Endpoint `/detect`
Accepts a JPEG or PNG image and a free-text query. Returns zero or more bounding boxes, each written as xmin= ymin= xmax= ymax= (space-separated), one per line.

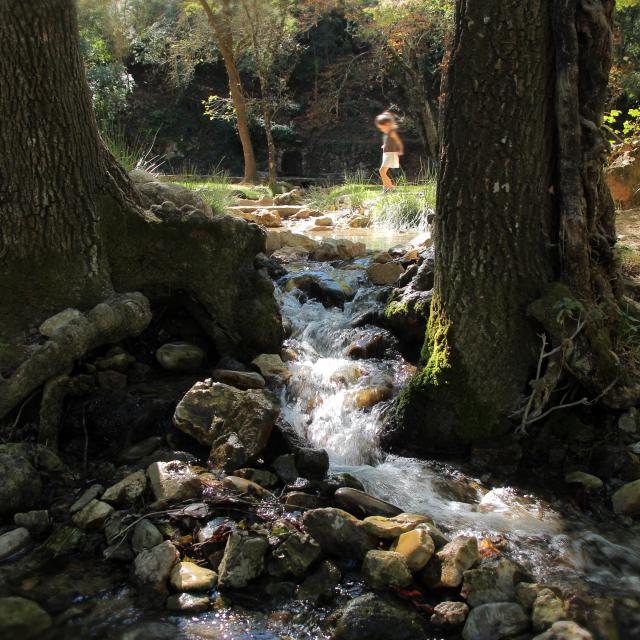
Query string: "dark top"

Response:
xmin=383 ymin=132 xmax=403 ymax=153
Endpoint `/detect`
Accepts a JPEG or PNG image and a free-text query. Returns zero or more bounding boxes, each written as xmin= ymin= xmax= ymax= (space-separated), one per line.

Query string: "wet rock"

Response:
xmin=314 ymin=215 xmax=333 ymax=227
xmin=362 ymin=513 xmax=432 ymax=540
xmin=323 ymin=472 xmax=365 ymax=494
xmin=431 ymin=601 xmax=469 ymax=628
xmin=96 ymin=370 xmax=128 ymax=390
xmin=333 ymin=593 xmax=426 ymax=640
xmin=132 ymin=519 xmax=164 ymax=554
xmin=208 ymin=432 xmax=247 ymax=472
xmin=281 ymin=271 xmax=356 ymax=308
xmin=102 ymin=470 xmax=147 ymax=507
xmin=334 ymin=487 xmax=403 ymax=518
xmin=302 ymin=508 xmax=377 ymax=559
xmin=119 ymin=438 xmax=163 ymax=464
xmin=461 ymin=556 xmax=531 ymax=607
xmin=310 ymin=239 xmax=367 ymax=261
xmin=532 ymin=620 xmax=594 ymax=639
xmin=132 ymin=541 xmax=179 ymax=605
xmin=295 ymin=447 xmax=329 ymax=480
xmin=211 ymin=369 xmax=266 ymax=390
xmin=266 ymin=229 xmax=319 ymax=253
xmin=252 ymin=353 xmax=291 ymax=384
xmin=217 ymin=531 xmax=269 ymax=589
xmin=274 ymin=188 xmax=303 ymax=205
xmin=367 ymin=262 xmax=404 ymax=285
xmin=532 ymin=588 xmax=566 ymax=633
xmin=391 ymin=525 xmax=435 ymax=572
xmin=0 ymin=443 xmax=43 ymax=516
xmin=0 ymin=527 xmax=31 ymax=560
xmin=13 ymin=510 xmax=50 ymax=538
xmin=284 ymin=491 xmax=327 ymax=511
xmin=147 ymin=460 xmax=201 ymax=504
xmin=268 ymin=531 xmax=322 ymax=577
xmin=421 ymin=522 xmax=449 ymax=549
xmin=346 ymin=332 xmax=390 ymax=360
xmin=234 ymin=467 xmax=279 ymax=488
xmin=166 ymin=592 xmax=209 ymax=612
xmin=0 ymin=596 xmax=52 ymax=639
xmin=564 ymin=471 xmax=603 ymax=492
xmin=470 ymin=436 xmax=523 ymax=472
xmin=612 ymin=479 xmax=640 ymax=515
xmin=382 ymin=288 xmax=432 ymax=350
xmin=272 ymin=246 xmax=310 ymax=262
xmin=71 ymin=499 xmax=114 ymax=530
xmin=619 ymin=407 xmax=640 ymax=436
xmin=174 ymin=381 xmax=279 ymax=459
xmin=155 ymin=341 xmax=206 ymax=372
xmin=103 ymin=541 xmax=135 ymax=562
xmin=222 ymin=475 xmax=274 ymax=498
xmin=421 ymin=536 xmax=480 ymax=588
xmin=272 ymin=453 xmax=298 ymax=484
xmin=44 ymin=525 xmax=86 ymax=557
xmin=170 ymin=561 xmax=217 ymax=591
xmin=515 ymin=582 xmax=548 ymax=611
xmin=95 ymin=347 xmax=136 ymax=372
xmin=297 ymin=559 xmax=342 ymax=603
xmin=349 ymin=386 xmax=393 ymax=409
xmin=362 ymin=549 xmax=412 ymax=590
xmin=39 ymin=307 xmax=82 ymax=337
xmin=70 ymin=484 xmax=104 ymax=514
xmin=104 ymin=510 xmax=132 ymax=546
xmin=462 ymin=602 xmax=529 ymax=640
xmin=593 ymin=444 xmax=640 ymax=481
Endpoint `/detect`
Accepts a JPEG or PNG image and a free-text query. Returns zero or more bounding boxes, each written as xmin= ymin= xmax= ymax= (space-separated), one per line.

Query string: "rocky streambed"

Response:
xmin=1 ymin=206 xmax=640 ymax=640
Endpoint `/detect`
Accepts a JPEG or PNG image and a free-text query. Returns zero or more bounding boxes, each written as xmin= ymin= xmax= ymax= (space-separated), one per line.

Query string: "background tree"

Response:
xmin=394 ymin=0 xmax=634 ymax=453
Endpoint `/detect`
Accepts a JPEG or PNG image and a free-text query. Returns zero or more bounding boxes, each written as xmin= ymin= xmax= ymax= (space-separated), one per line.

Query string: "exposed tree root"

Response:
xmin=0 ymin=292 xmax=152 ymax=423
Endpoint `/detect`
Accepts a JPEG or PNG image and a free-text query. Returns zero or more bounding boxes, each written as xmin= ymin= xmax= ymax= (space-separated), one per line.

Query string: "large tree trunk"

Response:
xmin=395 ymin=0 xmax=627 ymax=454
xmin=0 ymin=0 xmax=282 ymax=419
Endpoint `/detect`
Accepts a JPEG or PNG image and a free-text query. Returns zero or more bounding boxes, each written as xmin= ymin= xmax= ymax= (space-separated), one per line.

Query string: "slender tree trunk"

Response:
xmin=197 ymin=0 xmax=258 ymax=184
xmin=258 ymin=76 xmax=278 ymax=192
xmin=395 ymin=0 xmax=624 ymax=454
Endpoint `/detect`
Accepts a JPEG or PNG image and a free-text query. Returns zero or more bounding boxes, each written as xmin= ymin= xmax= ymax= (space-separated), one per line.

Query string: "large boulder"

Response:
xmin=173 ymin=381 xmax=279 ymax=460
xmin=333 ymin=593 xmax=426 ymax=640
xmin=280 ymin=271 xmax=356 ymax=308
xmin=0 ymin=443 xmax=43 ymax=516
xmin=605 ymin=143 xmax=640 ymax=209
xmin=611 ymin=478 xmax=640 ymax=515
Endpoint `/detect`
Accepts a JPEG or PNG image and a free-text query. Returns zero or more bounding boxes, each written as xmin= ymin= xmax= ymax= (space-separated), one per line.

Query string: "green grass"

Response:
xmin=101 ymin=125 xmax=164 ymax=174
xmin=618 ymin=245 xmax=640 ymax=279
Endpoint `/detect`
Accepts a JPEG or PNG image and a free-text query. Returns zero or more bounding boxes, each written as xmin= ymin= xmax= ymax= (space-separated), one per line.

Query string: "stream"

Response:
xmin=25 ymin=230 xmax=640 ymax=639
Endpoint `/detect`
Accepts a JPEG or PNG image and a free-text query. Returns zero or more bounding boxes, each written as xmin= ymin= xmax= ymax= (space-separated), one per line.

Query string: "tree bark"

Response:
xmin=395 ymin=0 xmax=624 ymax=454
xmin=197 ymin=0 xmax=258 ymax=184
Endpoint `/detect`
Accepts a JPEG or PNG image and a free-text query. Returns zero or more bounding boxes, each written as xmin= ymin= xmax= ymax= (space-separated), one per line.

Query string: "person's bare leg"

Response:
xmin=379 ymin=167 xmax=392 ymax=190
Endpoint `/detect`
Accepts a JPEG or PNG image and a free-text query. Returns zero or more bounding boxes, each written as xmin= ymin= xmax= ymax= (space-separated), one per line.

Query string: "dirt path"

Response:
xmin=617 ymin=209 xmax=640 ymax=250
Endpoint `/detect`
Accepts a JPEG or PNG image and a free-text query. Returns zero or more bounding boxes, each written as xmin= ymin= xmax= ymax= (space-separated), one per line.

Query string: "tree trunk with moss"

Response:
xmin=0 ymin=0 xmax=282 ymax=421
xmin=395 ymin=0 xmax=629 ymax=454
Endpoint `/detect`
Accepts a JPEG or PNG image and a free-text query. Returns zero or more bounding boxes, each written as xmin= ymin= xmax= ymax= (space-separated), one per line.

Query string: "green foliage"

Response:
xmin=101 ymin=126 xmax=164 ymax=174
xmin=604 ymin=108 xmax=640 ymax=143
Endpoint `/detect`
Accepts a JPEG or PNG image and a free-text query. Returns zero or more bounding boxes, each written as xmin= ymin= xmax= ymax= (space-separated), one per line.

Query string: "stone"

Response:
xmin=515 ymin=582 xmax=547 ymax=611
xmin=532 ymin=589 xmax=566 ymax=633
xmin=391 ymin=525 xmax=435 ymax=572
xmin=532 ymin=620 xmax=594 ymax=640
xmin=251 ymin=353 xmax=291 ymax=384
xmin=44 ymin=525 xmax=86 ymax=557
xmin=39 ymin=307 xmax=82 ymax=337
xmin=564 ymin=471 xmax=603 ymax=492
xmin=119 ymin=437 xmax=163 ymax=463
xmin=333 ymin=593 xmax=426 ymax=640
xmin=362 ymin=513 xmax=432 ymax=540
xmin=133 ymin=541 xmax=180 ymax=604
xmin=346 ymin=332 xmax=391 ymax=360
xmin=324 ymin=472 xmax=366 ymax=494
xmin=217 ymin=531 xmax=269 ymax=589
xmin=137 ymin=179 xmax=214 ymax=215
xmin=421 ymin=536 xmax=480 ymax=588
xmin=367 ymin=262 xmax=404 ymax=285
xmin=314 ymin=215 xmax=334 ymax=227
xmin=619 ymin=407 xmax=640 ymax=435
xmin=173 ymin=381 xmax=279 ymax=460
xmin=295 ymin=447 xmax=329 ymax=480
xmin=274 ymin=188 xmax=303 ymax=205
xmin=104 ymin=510 xmax=132 ymax=546
xmin=166 ymin=593 xmax=210 ymax=612
xmin=71 ymin=499 xmax=114 ymax=530
xmin=605 ymin=144 xmax=640 ymax=208
xmin=281 ymin=271 xmax=356 ymax=308
xmin=156 ymin=341 xmax=206 ymax=371
xmin=462 ymin=602 xmax=529 ymax=640
xmin=147 ymin=460 xmax=201 ymax=505
xmin=234 ymin=468 xmax=279 ymax=488
xmin=0 ymin=443 xmax=43 ymax=516
xmin=283 ymin=491 xmax=327 ymax=511
xmin=272 ymin=453 xmax=298 ymax=484
xmin=96 ymin=370 xmax=128 ymax=390
xmin=297 ymin=559 xmax=342 ymax=603
xmin=102 ymin=470 xmax=147 ymax=507
xmin=13 ymin=510 xmax=50 ymax=537
xmin=170 ymin=561 xmax=217 ymax=591
xmin=70 ymin=484 xmax=104 ymax=514
xmin=334 ymin=487 xmax=403 ymax=518
xmin=0 ymin=527 xmax=31 ymax=560
xmin=208 ymin=433 xmax=247 ymax=472
xmin=119 ymin=622 xmax=178 ymax=640
xmin=302 ymin=508 xmax=377 ymax=559
xmin=421 ymin=522 xmax=449 ymax=549
xmin=612 ymin=479 xmax=640 ymax=515
xmin=104 ymin=541 xmax=135 ymax=562
xmin=94 ymin=350 xmax=136 ymax=372
xmin=349 ymin=386 xmax=393 ymax=409
xmin=268 ymin=531 xmax=322 ymax=577
xmin=211 ymin=369 xmax=266 ymax=390
xmin=132 ymin=519 xmax=164 ymax=554
xmin=461 ymin=556 xmax=531 ymax=607
xmin=362 ymin=549 xmax=412 ymax=590
xmin=431 ymin=601 xmax=469 ymax=627
xmin=0 ymin=597 xmax=52 ymax=639
xmin=223 ymin=475 xmax=274 ymax=498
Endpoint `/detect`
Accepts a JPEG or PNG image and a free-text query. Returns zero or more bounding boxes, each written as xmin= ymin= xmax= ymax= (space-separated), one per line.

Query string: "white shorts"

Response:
xmin=381 ymin=152 xmax=400 ymax=169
